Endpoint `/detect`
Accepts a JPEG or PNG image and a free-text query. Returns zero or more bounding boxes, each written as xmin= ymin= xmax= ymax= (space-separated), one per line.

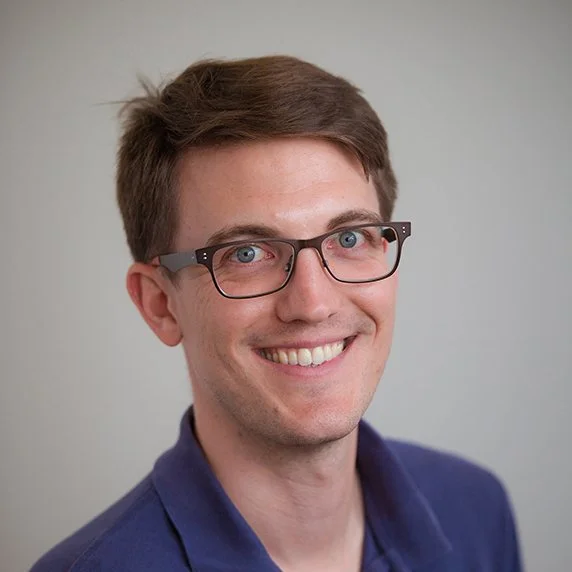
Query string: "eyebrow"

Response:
xmin=206 ymin=224 xmax=282 ymax=246
xmin=326 ymin=209 xmax=384 ymax=230
xmin=205 ymin=208 xmax=384 ymax=246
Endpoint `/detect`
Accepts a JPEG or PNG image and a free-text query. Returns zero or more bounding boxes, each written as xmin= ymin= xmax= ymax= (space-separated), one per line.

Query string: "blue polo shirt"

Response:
xmin=31 ymin=408 xmax=522 ymax=571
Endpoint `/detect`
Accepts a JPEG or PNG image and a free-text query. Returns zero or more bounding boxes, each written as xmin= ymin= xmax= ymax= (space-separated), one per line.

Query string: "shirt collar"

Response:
xmin=152 ymin=408 xmax=278 ymax=571
xmin=357 ymin=420 xmax=452 ymax=570
xmin=152 ymin=408 xmax=451 ymax=571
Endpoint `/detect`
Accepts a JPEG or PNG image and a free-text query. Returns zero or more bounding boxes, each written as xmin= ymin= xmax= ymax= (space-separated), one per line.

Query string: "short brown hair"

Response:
xmin=116 ymin=55 xmax=397 ymax=263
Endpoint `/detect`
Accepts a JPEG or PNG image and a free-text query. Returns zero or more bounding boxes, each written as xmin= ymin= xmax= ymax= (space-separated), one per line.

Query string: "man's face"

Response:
xmin=169 ymin=138 xmax=398 ymax=446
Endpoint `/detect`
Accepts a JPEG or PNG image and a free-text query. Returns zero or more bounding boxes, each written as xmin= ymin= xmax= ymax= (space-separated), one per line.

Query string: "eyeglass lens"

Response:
xmin=210 ymin=225 xmax=399 ymax=298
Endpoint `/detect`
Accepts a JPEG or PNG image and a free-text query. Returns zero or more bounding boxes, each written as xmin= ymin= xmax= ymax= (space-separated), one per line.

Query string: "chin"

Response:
xmin=270 ymin=406 xmax=363 ymax=448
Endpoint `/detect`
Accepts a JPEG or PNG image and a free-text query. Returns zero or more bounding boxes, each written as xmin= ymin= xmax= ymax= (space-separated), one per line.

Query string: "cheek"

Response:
xmin=178 ymin=279 xmax=271 ymax=358
xmin=355 ymin=277 xmax=398 ymax=322
xmin=174 ymin=280 xmax=220 ymax=359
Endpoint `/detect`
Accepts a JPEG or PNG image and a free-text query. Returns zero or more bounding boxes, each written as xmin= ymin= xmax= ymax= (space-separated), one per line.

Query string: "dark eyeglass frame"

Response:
xmin=151 ymin=221 xmax=411 ymax=299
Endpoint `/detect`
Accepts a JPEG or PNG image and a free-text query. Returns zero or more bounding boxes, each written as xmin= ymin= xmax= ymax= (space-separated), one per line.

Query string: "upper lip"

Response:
xmin=257 ymin=336 xmax=355 ymax=350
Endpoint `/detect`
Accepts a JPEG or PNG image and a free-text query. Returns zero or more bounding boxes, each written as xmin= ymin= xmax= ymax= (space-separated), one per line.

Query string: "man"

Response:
xmin=31 ymin=56 xmax=522 ymax=571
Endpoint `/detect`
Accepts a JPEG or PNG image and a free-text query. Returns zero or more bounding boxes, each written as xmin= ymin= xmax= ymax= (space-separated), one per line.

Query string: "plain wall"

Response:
xmin=1 ymin=1 xmax=571 ymax=570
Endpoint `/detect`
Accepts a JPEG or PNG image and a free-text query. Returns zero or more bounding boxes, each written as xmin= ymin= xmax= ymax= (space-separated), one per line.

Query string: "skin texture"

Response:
xmin=127 ymin=138 xmax=399 ymax=571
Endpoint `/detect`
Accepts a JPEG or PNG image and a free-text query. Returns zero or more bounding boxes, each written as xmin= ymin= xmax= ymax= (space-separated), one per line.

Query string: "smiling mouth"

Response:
xmin=259 ymin=338 xmax=353 ymax=367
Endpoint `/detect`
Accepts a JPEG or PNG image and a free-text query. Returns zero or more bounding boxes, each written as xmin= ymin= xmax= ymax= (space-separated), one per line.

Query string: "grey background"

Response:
xmin=1 ymin=1 xmax=570 ymax=570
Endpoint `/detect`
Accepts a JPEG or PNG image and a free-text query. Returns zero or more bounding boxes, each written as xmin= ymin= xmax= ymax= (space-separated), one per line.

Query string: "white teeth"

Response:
xmin=333 ymin=341 xmax=344 ymax=357
xmin=311 ymin=346 xmax=325 ymax=365
xmin=298 ymin=348 xmax=312 ymax=366
xmin=287 ymin=349 xmax=298 ymax=365
xmin=262 ymin=340 xmax=347 ymax=367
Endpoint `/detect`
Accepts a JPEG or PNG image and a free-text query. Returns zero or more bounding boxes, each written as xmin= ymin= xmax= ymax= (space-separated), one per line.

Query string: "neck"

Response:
xmin=193 ymin=405 xmax=366 ymax=572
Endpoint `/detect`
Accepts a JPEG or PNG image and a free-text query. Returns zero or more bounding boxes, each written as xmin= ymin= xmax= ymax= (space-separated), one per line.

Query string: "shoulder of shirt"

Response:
xmin=383 ymin=437 xmax=519 ymax=564
xmin=29 ymin=476 xmax=172 ymax=572
xmin=384 ymin=437 xmax=509 ymax=502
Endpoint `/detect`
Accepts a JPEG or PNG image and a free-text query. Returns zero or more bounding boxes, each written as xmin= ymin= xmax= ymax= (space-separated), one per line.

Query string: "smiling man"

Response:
xmin=31 ymin=56 xmax=522 ymax=571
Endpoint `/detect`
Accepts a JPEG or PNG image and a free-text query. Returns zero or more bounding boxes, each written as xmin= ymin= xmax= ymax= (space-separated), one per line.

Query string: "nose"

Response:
xmin=274 ymin=247 xmax=344 ymax=324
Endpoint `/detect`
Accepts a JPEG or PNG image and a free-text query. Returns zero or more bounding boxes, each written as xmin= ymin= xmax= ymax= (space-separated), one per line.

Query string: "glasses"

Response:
xmin=152 ymin=222 xmax=411 ymax=299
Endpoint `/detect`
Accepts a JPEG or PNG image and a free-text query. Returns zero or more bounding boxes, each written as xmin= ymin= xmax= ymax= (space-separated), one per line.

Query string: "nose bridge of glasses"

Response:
xmin=291 ymin=237 xmax=328 ymax=270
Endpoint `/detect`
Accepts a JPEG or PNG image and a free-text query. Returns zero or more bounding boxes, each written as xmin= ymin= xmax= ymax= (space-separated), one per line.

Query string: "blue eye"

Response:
xmin=338 ymin=231 xmax=360 ymax=248
xmin=234 ymin=246 xmax=258 ymax=263
xmin=225 ymin=244 xmax=270 ymax=264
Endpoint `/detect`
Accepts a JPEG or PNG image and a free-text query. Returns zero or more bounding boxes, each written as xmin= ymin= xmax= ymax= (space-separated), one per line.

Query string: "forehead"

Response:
xmin=174 ymin=138 xmax=379 ymax=246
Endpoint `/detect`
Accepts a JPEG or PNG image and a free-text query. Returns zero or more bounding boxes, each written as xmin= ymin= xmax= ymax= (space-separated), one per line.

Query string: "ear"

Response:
xmin=126 ymin=263 xmax=182 ymax=347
